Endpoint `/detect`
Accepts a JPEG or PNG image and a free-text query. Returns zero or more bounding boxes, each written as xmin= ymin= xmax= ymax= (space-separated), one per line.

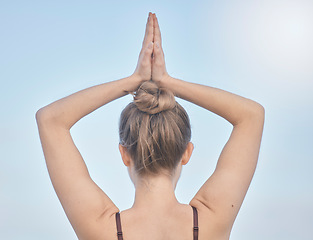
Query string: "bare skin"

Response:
xmin=36 ymin=12 xmax=265 ymax=240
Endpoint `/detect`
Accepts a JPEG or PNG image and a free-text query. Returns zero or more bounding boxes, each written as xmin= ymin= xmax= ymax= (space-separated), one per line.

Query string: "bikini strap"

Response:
xmin=115 ymin=212 xmax=123 ymax=240
xmin=116 ymin=208 xmax=197 ymax=240
xmin=192 ymin=206 xmax=199 ymax=240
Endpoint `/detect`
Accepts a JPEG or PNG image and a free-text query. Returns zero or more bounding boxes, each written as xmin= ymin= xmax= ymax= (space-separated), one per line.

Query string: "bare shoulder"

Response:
xmin=73 ymin=206 xmax=119 ymax=240
xmin=190 ymin=200 xmax=232 ymax=239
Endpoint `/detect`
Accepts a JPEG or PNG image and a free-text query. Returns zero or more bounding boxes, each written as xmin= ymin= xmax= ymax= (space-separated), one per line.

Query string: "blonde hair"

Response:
xmin=119 ymin=81 xmax=191 ymax=176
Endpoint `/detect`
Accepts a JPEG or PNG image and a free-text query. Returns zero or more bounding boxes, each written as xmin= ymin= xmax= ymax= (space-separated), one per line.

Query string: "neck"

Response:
xmin=131 ymin=174 xmax=179 ymax=211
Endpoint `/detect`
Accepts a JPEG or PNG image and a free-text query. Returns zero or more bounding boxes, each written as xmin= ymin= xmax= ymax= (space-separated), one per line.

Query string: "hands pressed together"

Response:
xmin=132 ymin=12 xmax=170 ymax=88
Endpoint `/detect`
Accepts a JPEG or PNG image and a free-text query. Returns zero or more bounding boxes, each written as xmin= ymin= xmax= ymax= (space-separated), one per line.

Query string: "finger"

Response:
xmin=142 ymin=12 xmax=151 ymax=44
xmin=153 ymin=42 xmax=164 ymax=65
xmin=141 ymin=42 xmax=154 ymax=63
xmin=142 ymin=12 xmax=154 ymax=47
xmin=153 ymin=14 xmax=162 ymax=46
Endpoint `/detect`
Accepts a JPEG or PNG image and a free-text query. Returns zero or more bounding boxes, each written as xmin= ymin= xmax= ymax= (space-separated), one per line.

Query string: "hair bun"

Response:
xmin=134 ymin=81 xmax=176 ymax=114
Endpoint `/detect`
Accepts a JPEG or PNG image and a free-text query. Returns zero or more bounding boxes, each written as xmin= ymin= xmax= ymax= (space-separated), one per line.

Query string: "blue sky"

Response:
xmin=1 ymin=0 xmax=312 ymax=239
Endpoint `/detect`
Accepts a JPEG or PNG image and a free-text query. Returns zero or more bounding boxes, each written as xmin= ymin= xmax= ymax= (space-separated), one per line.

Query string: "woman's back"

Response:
xmin=100 ymin=203 xmax=224 ymax=240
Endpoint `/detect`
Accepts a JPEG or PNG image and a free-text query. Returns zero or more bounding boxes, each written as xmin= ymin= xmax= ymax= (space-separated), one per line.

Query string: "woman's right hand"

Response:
xmin=151 ymin=14 xmax=170 ymax=86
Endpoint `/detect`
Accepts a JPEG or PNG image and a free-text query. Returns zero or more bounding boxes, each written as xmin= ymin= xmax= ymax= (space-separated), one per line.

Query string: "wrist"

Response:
xmin=160 ymin=74 xmax=176 ymax=89
xmin=126 ymin=74 xmax=144 ymax=92
xmin=162 ymin=75 xmax=187 ymax=98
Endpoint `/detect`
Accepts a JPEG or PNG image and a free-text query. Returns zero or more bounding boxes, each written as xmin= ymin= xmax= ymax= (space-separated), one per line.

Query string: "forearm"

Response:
xmin=162 ymin=76 xmax=264 ymax=126
xmin=36 ymin=75 xmax=140 ymax=129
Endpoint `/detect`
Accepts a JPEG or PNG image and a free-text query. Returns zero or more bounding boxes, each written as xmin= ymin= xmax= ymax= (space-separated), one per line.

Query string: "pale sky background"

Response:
xmin=1 ymin=0 xmax=312 ymax=239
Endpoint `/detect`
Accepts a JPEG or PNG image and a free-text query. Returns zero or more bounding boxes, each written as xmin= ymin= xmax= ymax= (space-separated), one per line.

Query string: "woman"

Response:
xmin=36 ymin=12 xmax=264 ymax=240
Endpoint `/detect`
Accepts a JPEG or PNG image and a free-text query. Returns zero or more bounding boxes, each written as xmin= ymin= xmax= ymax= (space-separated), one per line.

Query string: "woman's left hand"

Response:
xmin=132 ymin=12 xmax=154 ymax=84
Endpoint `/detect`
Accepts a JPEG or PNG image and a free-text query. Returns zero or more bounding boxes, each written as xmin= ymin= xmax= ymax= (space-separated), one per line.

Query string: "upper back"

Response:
xmin=95 ymin=203 xmax=229 ymax=240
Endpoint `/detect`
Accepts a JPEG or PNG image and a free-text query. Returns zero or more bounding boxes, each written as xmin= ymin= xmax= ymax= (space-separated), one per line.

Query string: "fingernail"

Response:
xmin=148 ymin=42 xmax=153 ymax=49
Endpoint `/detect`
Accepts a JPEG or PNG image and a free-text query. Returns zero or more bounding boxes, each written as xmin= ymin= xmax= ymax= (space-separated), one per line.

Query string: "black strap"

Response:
xmin=115 ymin=212 xmax=123 ymax=240
xmin=192 ymin=206 xmax=199 ymax=240
xmin=115 ymin=208 xmax=198 ymax=240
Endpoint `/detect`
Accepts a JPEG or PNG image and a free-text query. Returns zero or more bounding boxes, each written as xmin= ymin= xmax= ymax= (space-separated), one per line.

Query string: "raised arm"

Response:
xmin=151 ymin=13 xmax=265 ymax=234
xmin=36 ymin=12 xmax=154 ymax=239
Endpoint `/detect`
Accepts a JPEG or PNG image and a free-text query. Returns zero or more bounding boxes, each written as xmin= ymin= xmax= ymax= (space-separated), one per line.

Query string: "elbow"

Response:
xmin=247 ymin=101 xmax=265 ymax=125
xmin=235 ymin=101 xmax=265 ymax=126
xmin=36 ymin=106 xmax=69 ymax=129
xmin=35 ymin=106 xmax=55 ymax=126
xmin=254 ymin=102 xmax=265 ymax=120
xmin=35 ymin=108 xmax=43 ymax=123
xmin=35 ymin=107 xmax=48 ymax=126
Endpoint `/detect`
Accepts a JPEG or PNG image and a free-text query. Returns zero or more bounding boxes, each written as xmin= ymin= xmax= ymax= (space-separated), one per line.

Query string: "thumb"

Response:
xmin=144 ymin=41 xmax=154 ymax=57
xmin=147 ymin=41 xmax=153 ymax=49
